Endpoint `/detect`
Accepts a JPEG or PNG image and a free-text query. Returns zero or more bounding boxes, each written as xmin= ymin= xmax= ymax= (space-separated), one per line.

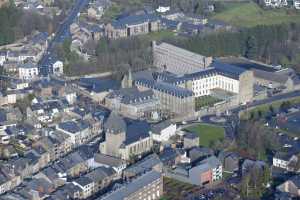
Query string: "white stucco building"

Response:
xmin=52 ymin=60 xmax=64 ymax=75
xmin=150 ymin=120 xmax=177 ymax=142
xmin=18 ymin=62 xmax=38 ymax=80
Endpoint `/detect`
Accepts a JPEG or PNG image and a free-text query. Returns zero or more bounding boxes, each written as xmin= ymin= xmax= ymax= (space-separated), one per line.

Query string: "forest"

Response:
xmin=0 ymin=1 xmax=59 ymax=46
xmin=166 ymin=22 xmax=300 ymax=71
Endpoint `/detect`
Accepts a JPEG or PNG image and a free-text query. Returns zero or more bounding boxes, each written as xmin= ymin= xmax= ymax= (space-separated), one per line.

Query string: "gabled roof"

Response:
xmin=19 ymin=61 xmax=37 ymax=69
xmin=274 ymin=152 xmax=295 ymax=161
xmin=198 ymin=155 xmax=221 ymax=169
xmin=100 ymin=170 xmax=161 ymax=200
xmin=111 ymin=13 xmax=160 ymax=29
xmin=85 ymin=166 xmax=116 ymax=183
xmin=211 ymin=60 xmax=247 ymax=80
xmin=135 ymin=78 xmax=194 ymax=98
xmin=107 ymin=87 xmax=155 ymax=105
xmin=73 ymin=176 xmax=93 ymax=187
xmin=290 ymin=175 xmax=300 ymax=188
xmin=124 ymin=121 xmax=150 ymax=145
xmin=125 ymin=154 xmax=161 ymax=175
xmin=79 ymin=78 xmax=120 ymax=93
xmin=58 ymin=120 xmax=89 ymax=134
xmin=150 ymin=120 xmax=173 ymax=134
xmin=94 ymin=153 xmax=126 ymax=167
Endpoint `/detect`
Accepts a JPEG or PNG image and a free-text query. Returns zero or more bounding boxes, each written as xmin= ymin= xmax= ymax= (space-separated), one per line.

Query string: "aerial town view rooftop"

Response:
xmin=0 ymin=0 xmax=300 ymax=199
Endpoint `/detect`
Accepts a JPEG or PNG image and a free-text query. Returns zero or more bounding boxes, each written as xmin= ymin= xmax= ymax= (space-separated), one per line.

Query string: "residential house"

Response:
xmin=52 ymin=60 xmax=64 ymax=76
xmin=218 ymin=151 xmax=240 ymax=173
xmin=295 ymin=0 xmax=300 ymax=9
xmin=56 ymin=120 xmax=92 ymax=147
xmin=18 ymin=177 xmax=55 ymax=200
xmin=94 ymin=153 xmax=127 ymax=174
xmin=124 ymin=153 xmax=163 ymax=179
xmin=73 ymin=176 xmax=95 ymax=199
xmin=166 ymin=155 xmax=222 ymax=186
xmin=0 ymin=51 xmax=6 ymax=65
xmin=158 ymin=147 xmax=182 ymax=167
xmin=36 ymin=166 xmax=66 ymax=189
xmin=183 ymin=132 xmax=199 ymax=149
xmin=0 ymin=0 xmax=8 ymax=8
xmin=50 ymin=183 xmax=81 ymax=199
xmin=263 ymin=0 xmax=288 ymax=7
xmin=53 ymin=151 xmax=88 ymax=177
xmin=150 ymin=120 xmax=177 ymax=142
xmin=0 ymin=92 xmax=17 ymax=106
xmin=85 ymin=167 xmax=119 ymax=195
xmin=18 ymin=61 xmax=38 ymax=81
xmin=87 ymin=0 xmax=111 ymax=20
xmin=188 ymin=147 xmax=214 ymax=164
xmin=34 ymin=130 xmax=72 ymax=161
xmin=0 ymin=165 xmax=22 ymax=195
xmin=273 ymin=152 xmax=299 ymax=171
xmin=277 ymin=175 xmax=300 ymax=197
xmin=242 ymin=159 xmax=267 ymax=176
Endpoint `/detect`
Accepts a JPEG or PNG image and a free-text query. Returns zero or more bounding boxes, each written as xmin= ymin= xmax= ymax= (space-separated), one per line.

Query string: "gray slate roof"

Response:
xmin=111 ymin=13 xmax=160 ymax=29
xmin=94 ymin=153 xmax=126 ymax=167
xmin=104 ymin=111 xmax=127 ymax=134
xmin=100 ymin=170 xmax=161 ymax=200
xmin=150 ymin=120 xmax=173 ymax=134
xmin=125 ymin=154 xmax=161 ymax=175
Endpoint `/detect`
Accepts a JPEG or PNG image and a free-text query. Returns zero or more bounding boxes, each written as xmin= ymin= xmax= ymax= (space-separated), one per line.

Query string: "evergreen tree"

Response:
xmin=245 ymin=36 xmax=258 ymax=59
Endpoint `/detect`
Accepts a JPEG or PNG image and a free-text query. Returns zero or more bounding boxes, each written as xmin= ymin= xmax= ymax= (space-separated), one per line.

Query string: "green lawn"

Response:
xmin=195 ymin=95 xmax=222 ymax=110
xmin=212 ymin=2 xmax=300 ymax=27
xmin=185 ymin=123 xmax=225 ymax=147
xmin=142 ymin=30 xmax=176 ymax=41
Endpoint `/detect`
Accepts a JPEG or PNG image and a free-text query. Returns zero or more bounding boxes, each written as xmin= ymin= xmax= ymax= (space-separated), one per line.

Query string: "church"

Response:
xmin=99 ymin=112 xmax=153 ymax=161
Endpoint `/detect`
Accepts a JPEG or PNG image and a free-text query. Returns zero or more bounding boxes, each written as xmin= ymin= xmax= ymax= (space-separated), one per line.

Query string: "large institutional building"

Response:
xmin=153 ymin=41 xmax=213 ymax=75
xmin=105 ymin=14 xmax=161 ymax=39
xmin=135 ymin=78 xmax=195 ymax=117
xmin=101 ymin=170 xmax=163 ymax=200
xmin=156 ymin=61 xmax=254 ymax=104
xmin=133 ymin=60 xmax=254 ymax=117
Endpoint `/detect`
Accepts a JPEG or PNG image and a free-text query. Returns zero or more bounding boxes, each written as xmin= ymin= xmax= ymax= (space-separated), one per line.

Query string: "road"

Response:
xmin=232 ymin=90 xmax=300 ymax=113
xmin=38 ymin=0 xmax=90 ymax=76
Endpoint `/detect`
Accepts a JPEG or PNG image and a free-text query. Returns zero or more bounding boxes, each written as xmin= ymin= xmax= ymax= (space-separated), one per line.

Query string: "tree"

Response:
xmin=245 ymin=36 xmax=258 ymax=59
xmin=269 ymin=105 xmax=275 ymax=116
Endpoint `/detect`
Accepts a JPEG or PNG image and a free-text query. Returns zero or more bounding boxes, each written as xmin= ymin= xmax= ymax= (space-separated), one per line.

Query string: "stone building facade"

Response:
xmin=99 ymin=112 xmax=153 ymax=161
xmin=101 ymin=170 xmax=163 ymax=200
xmin=105 ymin=14 xmax=161 ymax=39
xmin=153 ymin=41 xmax=212 ymax=75
xmin=135 ymin=79 xmax=195 ymax=117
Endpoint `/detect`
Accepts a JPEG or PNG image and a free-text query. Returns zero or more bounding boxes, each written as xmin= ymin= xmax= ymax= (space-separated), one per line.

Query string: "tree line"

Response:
xmin=165 ymin=22 xmax=300 ymax=71
xmin=57 ymin=37 xmax=153 ymax=77
xmin=0 ymin=0 xmax=58 ymax=46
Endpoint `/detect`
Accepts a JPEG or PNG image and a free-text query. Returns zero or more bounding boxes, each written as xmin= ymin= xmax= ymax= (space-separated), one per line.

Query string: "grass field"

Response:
xmin=185 ymin=123 xmax=225 ymax=147
xmin=195 ymin=95 xmax=222 ymax=110
xmin=142 ymin=30 xmax=176 ymax=41
xmin=212 ymin=2 xmax=300 ymax=27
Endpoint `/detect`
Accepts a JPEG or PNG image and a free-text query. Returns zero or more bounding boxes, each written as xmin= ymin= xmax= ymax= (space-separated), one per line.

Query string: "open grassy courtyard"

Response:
xmin=185 ymin=123 xmax=225 ymax=147
xmin=212 ymin=2 xmax=300 ymax=27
